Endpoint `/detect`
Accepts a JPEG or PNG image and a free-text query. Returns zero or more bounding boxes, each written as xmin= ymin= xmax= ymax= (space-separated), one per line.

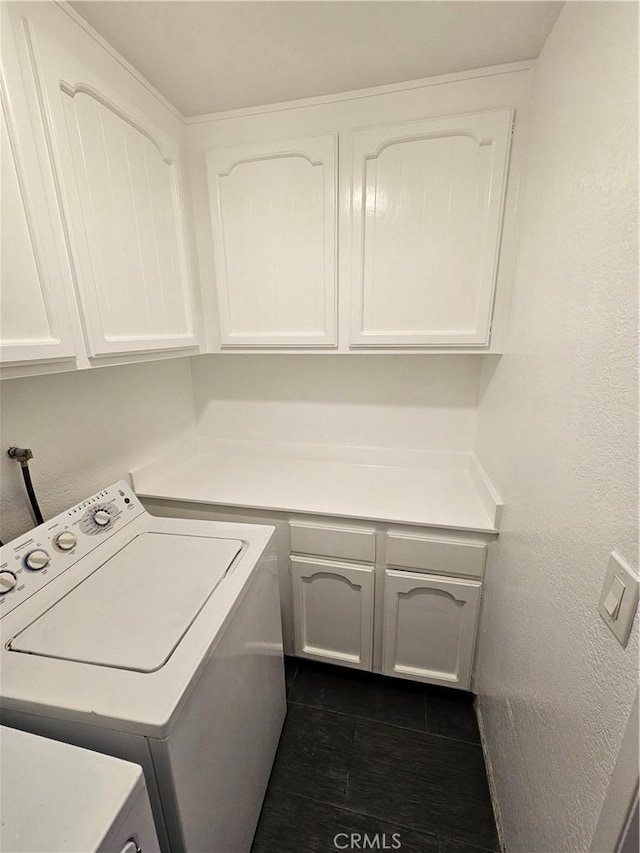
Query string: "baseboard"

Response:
xmin=476 ymin=699 xmax=508 ymax=853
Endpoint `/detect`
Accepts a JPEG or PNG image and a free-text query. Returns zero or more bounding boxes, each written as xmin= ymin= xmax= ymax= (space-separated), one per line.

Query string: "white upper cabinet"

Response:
xmin=0 ymin=18 xmax=76 ymax=367
xmin=348 ymin=109 xmax=513 ymax=347
xmin=2 ymin=10 xmax=527 ymax=369
xmin=23 ymin=19 xmax=197 ymax=359
xmin=206 ymin=135 xmax=337 ymax=348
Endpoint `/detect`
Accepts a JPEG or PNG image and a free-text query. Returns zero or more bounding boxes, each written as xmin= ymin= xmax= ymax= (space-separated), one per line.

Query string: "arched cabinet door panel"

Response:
xmin=382 ymin=570 xmax=482 ymax=689
xmin=291 ymin=556 xmax=374 ymax=670
xmin=349 ymin=109 xmax=513 ymax=347
xmin=207 ymin=136 xmax=337 ymax=348
xmin=21 ymin=19 xmax=197 ymax=358
xmin=0 ymin=16 xmax=76 ymax=367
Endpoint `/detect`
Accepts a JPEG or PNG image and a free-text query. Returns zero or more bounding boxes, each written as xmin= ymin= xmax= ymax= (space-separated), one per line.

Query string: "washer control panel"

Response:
xmin=0 ymin=480 xmax=145 ymax=618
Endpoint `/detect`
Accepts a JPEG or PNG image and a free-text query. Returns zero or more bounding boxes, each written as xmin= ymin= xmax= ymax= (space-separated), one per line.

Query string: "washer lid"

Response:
xmin=8 ymin=532 xmax=243 ymax=672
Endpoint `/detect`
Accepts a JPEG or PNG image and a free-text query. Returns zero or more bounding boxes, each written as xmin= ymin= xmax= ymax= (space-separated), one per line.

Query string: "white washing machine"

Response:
xmin=1 ymin=725 xmax=160 ymax=852
xmin=0 ymin=481 xmax=286 ymax=853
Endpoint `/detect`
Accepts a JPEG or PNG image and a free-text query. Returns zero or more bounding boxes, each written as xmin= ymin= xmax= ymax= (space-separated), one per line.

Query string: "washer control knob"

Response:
xmin=93 ymin=509 xmax=111 ymax=527
xmin=0 ymin=570 xmax=17 ymax=594
xmin=24 ymin=550 xmax=50 ymax=571
xmin=54 ymin=531 xmax=77 ymax=551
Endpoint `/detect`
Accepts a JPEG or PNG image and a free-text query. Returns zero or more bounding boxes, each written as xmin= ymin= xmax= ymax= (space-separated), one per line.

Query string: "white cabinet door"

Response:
xmin=207 ymin=135 xmax=337 ymax=348
xmin=22 ymin=19 xmax=197 ymax=359
xmin=291 ymin=556 xmax=374 ymax=670
xmin=0 ymin=23 xmax=76 ymax=367
xmin=382 ymin=570 xmax=481 ymax=689
xmin=349 ymin=109 xmax=512 ymax=347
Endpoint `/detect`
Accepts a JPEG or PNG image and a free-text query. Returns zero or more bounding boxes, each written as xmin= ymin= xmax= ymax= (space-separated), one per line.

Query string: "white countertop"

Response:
xmin=132 ymin=439 xmax=501 ymax=533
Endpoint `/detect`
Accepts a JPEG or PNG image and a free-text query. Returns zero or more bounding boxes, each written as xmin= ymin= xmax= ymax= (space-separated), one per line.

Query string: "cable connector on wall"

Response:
xmin=7 ymin=446 xmax=34 ymax=467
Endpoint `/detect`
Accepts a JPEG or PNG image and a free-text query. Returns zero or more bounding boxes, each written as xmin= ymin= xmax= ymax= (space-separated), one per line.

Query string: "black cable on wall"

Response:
xmin=21 ymin=464 xmax=44 ymax=525
xmin=7 ymin=447 xmax=45 ymax=526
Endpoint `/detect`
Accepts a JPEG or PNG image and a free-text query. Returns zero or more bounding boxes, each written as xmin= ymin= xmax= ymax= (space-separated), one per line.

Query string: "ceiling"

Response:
xmin=70 ymin=1 xmax=563 ymax=117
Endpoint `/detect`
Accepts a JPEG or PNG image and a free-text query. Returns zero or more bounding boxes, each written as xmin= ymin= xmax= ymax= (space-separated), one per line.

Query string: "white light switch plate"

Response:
xmin=598 ymin=552 xmax=639 ymax=647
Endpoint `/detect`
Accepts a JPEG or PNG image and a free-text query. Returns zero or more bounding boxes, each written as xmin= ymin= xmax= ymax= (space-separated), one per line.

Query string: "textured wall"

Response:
xmin=474 ymin=4 xmax=638 ymax=852
xmin=0 ymin=359 xmax=196 ymax=543
xmin=191 ymin=354 xmax=483 ymax=452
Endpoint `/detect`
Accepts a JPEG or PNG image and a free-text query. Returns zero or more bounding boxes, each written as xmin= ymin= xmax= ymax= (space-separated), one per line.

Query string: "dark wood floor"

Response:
xmin=251 ymin=657 xmax=498 ymax=853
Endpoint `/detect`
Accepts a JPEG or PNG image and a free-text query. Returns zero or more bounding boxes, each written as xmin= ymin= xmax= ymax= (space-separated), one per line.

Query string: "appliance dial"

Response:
xmin=93 ymin=509 xmax=111 ymax=527
xmin=24 ymin=549 xmax=50 ymax=571
xmin=54 ymin=531 xmax=77 ymax=551
xmin=0 ymin=570 xmax=17 ymax=594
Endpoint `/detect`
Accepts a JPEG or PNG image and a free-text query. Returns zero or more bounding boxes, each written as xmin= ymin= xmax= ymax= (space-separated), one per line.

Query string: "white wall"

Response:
xmin=474 ymin=4 xmax=639 ymax=852
xmin=191 ymin=354 xmax=483 ymax=452
xmin=0 ymin=358 xmax=196 ymax=542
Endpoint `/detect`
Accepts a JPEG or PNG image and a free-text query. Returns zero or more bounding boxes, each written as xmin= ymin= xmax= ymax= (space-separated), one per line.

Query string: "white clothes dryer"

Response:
xmin=0 ymin=481 xmax=286 ymax=853
xmin=1 ymin=725 xmax=160 ymax=853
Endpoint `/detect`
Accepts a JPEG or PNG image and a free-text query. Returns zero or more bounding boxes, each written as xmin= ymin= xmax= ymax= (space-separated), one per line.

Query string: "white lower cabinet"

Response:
xmin=291 ymin=556 xmax=374 ymax=670
xmin=382 ymin=570 xmax=482 ymax=689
